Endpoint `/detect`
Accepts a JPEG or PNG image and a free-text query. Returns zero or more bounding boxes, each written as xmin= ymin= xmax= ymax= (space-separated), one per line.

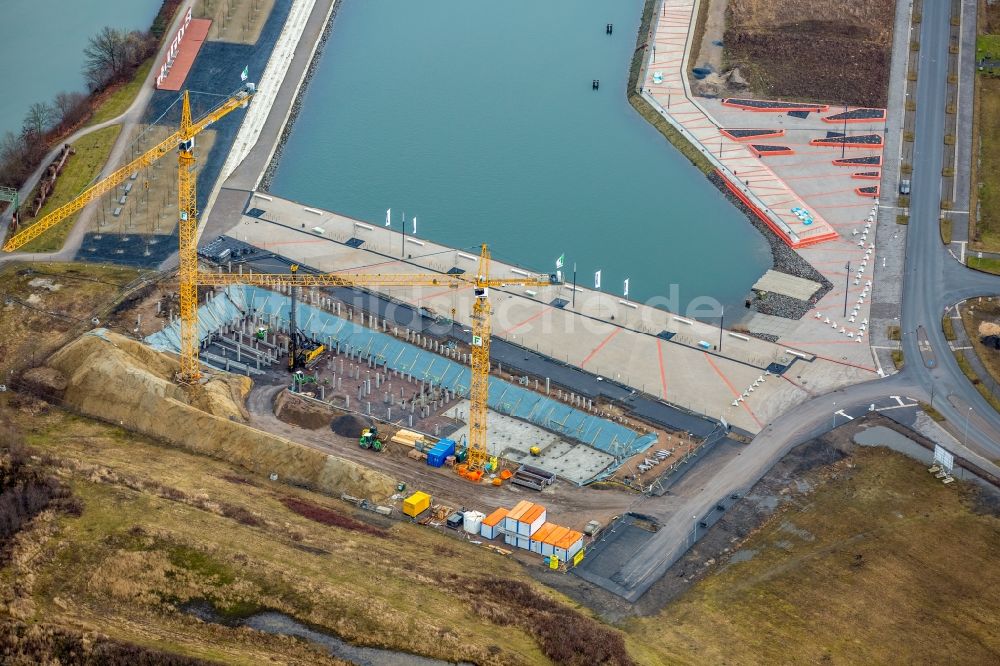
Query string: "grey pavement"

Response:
xmin=165 ymin=0 xmax=337 ymax=270
xmin=869 ymin=0 xmax=913 ymax=375
xmin=603 ymin=0 xmax=1000 ymax=604
xmin=949 ymin=0 xmax=976 ymax=248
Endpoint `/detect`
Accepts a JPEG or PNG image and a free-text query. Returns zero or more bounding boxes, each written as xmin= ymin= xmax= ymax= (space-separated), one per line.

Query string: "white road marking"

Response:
xmin=876 ymin=402 xmax=919 ymax=412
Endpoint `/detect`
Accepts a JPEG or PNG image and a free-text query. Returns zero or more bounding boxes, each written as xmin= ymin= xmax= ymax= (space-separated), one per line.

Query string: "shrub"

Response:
xmin=279 ymin=497 xmax=387 ymax=537
xmin=462 ymin=578 xmax=636 ymax=666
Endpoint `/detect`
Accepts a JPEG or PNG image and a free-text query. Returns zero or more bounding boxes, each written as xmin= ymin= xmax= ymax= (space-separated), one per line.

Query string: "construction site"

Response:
xmin=0 ymin=0 xmax=902 ymax=596
xmin=7 ymin=0 xmax=1000 ymax=663
xmin=0 ymin=0 xmax=874 ymax=600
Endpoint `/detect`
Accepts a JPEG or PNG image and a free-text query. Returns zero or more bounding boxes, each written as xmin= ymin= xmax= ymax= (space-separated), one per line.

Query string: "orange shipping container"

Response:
xmin=504 ymin=500 xmax=534 ymax=533
xmin=530 ymin=522 xmax=558 ymax=553
xmin=482 ymin=507 xmax=508 ymax=527
xmin=480 ymin=507 xmax=509 ymax=540
xmin=518 ymin=505 xmax=547 ymax=536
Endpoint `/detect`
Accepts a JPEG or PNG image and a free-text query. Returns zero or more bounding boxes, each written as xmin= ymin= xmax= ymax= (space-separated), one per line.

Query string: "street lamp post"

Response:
xmin=965 ymin=407 xmax=972 ymax=445
xmin=832 ymin=401 xmax=837 ymax=429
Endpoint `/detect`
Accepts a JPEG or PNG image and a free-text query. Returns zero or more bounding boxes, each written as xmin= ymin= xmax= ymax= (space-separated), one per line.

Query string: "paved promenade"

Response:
xmin=210 ymin=193 xmax=875 ymax=433
xmin=640 ymin=0 xmax=890 ymax=377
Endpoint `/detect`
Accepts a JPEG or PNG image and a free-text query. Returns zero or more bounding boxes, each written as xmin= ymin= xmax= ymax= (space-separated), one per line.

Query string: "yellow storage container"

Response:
xmin=403 ymin=491 xmax=431 ymax=517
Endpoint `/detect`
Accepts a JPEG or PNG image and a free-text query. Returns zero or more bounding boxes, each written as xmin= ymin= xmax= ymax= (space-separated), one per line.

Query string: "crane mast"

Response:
xmin=469 ymin=246 xmax=493 ymax=470
xmin=1 ymin=85 xmax=558 ymax=474
xmin=177 ymin=92 xmax=201 ymax=382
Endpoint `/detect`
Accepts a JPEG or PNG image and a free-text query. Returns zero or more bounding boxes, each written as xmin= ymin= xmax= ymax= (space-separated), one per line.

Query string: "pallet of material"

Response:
xmin=407 ymin=449 xmax=425 ymax=461
xmin=391 ymin=429 xmax=424 ymax=447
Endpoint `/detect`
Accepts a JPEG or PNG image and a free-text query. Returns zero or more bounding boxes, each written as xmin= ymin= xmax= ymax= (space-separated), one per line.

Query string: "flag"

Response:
xmin=624 ymin=278 xmax=630 ymax=297
xmin=555 ymin=253 xmax=565 ymax=269
xmin=385 ymin=208 xmax=391 ymax=226
xmin=594 ymin=270 xmax=601 ymax=289
xmin=240 ymin=65 xmax=249 ymax=82
xmin=412 ymin=217 xmax=417 ymax=235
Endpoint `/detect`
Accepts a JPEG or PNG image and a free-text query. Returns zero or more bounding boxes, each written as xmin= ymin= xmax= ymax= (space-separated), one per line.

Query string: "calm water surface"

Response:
xmin=269 ymin=0 xmax=772 ymax=315
xmin=0 ymin=0 xmax=161 ymax=138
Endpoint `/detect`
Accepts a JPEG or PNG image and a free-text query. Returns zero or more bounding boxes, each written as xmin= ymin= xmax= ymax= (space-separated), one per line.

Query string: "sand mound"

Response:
xmin=978 ymin=321 xmax=1000 ymax=337
xmin=46 ymin=330 xmax=395 ymax=500
xmin=331 ymin=414 xmax=373 ymax=437
xmin=275 ymin=391 xmax=331 ymax=430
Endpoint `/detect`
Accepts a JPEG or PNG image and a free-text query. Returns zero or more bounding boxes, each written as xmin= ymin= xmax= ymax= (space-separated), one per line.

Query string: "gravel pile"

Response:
xmin=709 ymin=171 xmax=833 ymax=321
xmin=331 ymin=413 xmax=372 ymax=437
xmin=259 ymin=2 xmax=342 ymax=192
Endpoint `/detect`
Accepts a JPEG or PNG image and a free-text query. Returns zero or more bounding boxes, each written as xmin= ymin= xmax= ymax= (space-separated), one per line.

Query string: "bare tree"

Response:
xmin=53 ymin=91 xmax=89 ymax=128
xmin=22 ymin=102 xmax=57 ymax=137
xmin=83 ymin=26 xmax=129 ymax=90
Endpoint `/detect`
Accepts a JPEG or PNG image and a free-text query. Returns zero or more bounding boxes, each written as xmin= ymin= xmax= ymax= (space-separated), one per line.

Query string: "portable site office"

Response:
xmin=503 ymin=500 xmax=534 ymax=534
xmin=530 ymin=522 xmax=559 ymax=553
xmin=552 ymin=530 xmax=585 ymax=562
xmin=479 ymin=507 xmax=508 ymax=540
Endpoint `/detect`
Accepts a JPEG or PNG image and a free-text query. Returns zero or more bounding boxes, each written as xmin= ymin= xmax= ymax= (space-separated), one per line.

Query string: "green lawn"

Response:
xmin=15 ymin=125 xmax=122 ymax=253
xmin=968 ymin=255 xmax=1000 ymax=274
xmin=88 ymin=59 xmax=153 ymax=126
xmin=976 ymin=34 xmax=1000 ymax=61
xmin=976 ymin=79 xmax=1000 ymax=251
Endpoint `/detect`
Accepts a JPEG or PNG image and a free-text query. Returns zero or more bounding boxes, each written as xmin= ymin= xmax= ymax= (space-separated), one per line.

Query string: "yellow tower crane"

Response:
xmin=2 ymin=86 xmax=556 ymax=473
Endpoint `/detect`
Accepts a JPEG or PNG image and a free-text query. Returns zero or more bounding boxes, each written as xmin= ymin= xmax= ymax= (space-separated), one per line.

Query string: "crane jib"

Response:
xmin=1 ymin=87 xmax=255 ymax=253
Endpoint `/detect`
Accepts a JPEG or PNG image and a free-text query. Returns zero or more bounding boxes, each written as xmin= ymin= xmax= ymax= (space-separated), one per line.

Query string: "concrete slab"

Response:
xmin=742 ymin=311 xmax=802 ymax=339
xmin=203 ymin=194 xmax=882 ymax=433
xmin=442 ymin=400 xmax=613 ymax=484
xmin=752 ymin=269 xmax=821 ymax=301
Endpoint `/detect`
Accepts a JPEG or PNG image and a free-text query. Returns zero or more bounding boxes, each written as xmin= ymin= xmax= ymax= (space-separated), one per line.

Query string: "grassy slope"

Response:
xmin=0 ymin=404 xmax=561 ymax=665
xmin=627 ymin=0 xmax=714 ymax=175
xmin=625 ymin=447 xmax=1000 ymax=664
xmin=88 ymin=59 xmax=154 ymax=126
xmin=976 ymin=77 xmax=1000 ymax=252
xmin=16 ymin=125 xmax=122 ymax=253
xmin=0 ymin=262 xmax=141 ymax=377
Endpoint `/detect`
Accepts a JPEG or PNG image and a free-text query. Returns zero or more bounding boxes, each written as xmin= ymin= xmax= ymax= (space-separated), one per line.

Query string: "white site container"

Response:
xmin=463 ymin=511 xmax=485 ymax=534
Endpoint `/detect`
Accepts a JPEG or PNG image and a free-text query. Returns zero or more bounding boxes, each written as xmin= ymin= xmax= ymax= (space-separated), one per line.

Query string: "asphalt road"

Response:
xmin=604 ymin=0 xmax=1000 ymax=602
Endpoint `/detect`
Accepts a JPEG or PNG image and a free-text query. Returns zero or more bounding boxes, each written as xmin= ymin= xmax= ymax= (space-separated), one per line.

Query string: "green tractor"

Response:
xmin=359 ymin=427 xmax=384 ymax=452
xmin=292 ymin=370 xmax=317 ymax=388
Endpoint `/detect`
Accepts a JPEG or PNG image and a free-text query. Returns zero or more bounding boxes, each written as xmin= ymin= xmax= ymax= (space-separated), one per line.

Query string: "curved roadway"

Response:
xmin=611 ymin=0 xmax=1000 ymax=602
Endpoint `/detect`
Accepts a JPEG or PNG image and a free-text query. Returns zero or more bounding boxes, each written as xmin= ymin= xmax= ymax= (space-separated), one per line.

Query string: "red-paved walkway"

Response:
xmin=157 ymin=19 xmax=213 ymax=91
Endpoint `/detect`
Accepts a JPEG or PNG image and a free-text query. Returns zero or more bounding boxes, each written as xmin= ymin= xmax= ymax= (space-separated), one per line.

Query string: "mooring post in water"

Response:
xmin=592 ymin=79 xmax=600 ymax=90
xmin=606 ymin=23 xmax=613 ymax=34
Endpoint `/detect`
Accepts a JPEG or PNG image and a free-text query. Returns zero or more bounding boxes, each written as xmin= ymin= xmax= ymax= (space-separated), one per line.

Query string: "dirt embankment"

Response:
xmin=722 ymin=0 xmax=895 ymax=107
xmin=274 ymin=390 xmax=332 ymax=430
xmin=38 ymin=330 xmax=396 ymax=500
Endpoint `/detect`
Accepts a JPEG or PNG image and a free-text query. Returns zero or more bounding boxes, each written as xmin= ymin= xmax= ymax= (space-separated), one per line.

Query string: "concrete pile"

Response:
xmin=40 ymin=329 xmax=396 ymax=500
